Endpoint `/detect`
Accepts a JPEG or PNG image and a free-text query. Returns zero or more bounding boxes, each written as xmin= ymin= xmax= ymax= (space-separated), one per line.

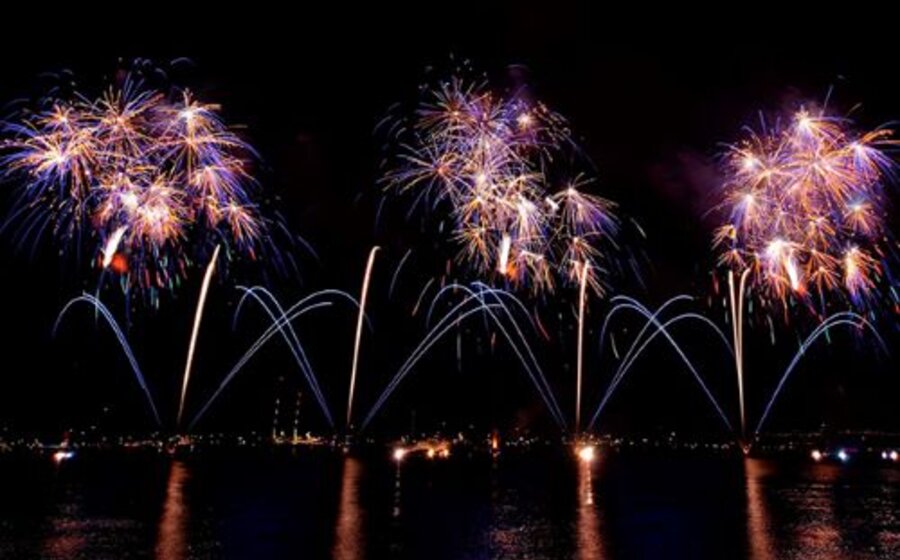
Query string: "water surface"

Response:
xmin=1 ymin=449 xmax=898 ymax=559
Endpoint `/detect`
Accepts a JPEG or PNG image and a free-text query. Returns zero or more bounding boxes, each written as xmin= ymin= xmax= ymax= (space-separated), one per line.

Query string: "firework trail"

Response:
xmin=388 ymin=248 xmax=413 ymax=299
xmin=346 ymin=246 xmax=379 ymax=429
xmin=176 ymin=244 xmax=219 ymax=427
xmin=54 ymin=294 xmax=161 ymax=425
xmin=2 ymin=65 xmax=273 ymax=307
xmin=189 ymin=287 xmax=362 ymax=429
xmin=575 ymin=262 xmax=589 ymax=432
xmin=754 ymin=311 xmax=887 ymax=434
xmin=712 ymin=101 xmax=897 ymax=438
xmin=361 ymin=283 xmax=566 ymax=431
xmin=587 ymin=295 xmax=734 ymax=432
xmin=233 ymin=286 xmax=335 ymax=425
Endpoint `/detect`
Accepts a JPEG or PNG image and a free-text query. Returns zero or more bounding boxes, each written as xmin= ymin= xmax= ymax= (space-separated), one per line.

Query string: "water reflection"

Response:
xmin=792 ymin=464 xmax=841 ymax=556
xmin=156 ymin=460 xmax=189 ymax=560
xmin=333 ymin=456 xmax=364 ymax=560
xmin=577 ymin=459 xmax=604 ymax=560
xmin=7 ymin=452 xmax=900 ymax=559
xmin=392 ymin=463 xmax=402 ymax=519
xmin=41 ymin=504 xmax=87 ymax=559
xmin=744 ymin=458 xmax=775 ymax=560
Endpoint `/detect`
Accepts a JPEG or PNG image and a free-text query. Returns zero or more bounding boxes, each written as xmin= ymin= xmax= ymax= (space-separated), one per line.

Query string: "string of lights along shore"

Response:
xmin=1 ymin=58 xmax=896 ymax=449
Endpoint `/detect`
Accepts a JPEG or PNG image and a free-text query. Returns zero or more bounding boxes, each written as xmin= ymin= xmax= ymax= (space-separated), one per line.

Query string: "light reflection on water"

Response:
xmin=577 ymin=459 xmax=604 ymax=560
xmin=156 ymin=460 xmax=189 ymax=560
xmin=40 ymin=502 xmax=87 ymax=559
xmin=333 ymin=456 xmax=364 ymax=560
xmin=742 ymin=457 xmax=900 ymax=560
xmin=0 ymin=451 xmax=899 ymax=559
xmin=744 ymin=458 xmax=776 ymax=560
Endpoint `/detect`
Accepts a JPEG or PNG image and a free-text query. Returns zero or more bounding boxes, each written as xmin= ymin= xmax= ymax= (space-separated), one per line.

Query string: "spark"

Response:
xmin=714 ymin=106 xmax=894 ymax=310
xmin=385 ymin=74 xmax=617 ymax=295
xmin=713 ymin=103 xmax=896 ymax=440
xmin=2 ymin=69 xmax=269 ymax=303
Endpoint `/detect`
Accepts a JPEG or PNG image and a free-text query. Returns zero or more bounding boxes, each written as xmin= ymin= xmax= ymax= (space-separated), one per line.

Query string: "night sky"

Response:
xmin=1 ymin=6 xmax=898 ymax=438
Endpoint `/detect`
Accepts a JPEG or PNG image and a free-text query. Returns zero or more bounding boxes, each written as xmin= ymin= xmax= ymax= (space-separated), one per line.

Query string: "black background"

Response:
xmin=1 ymin=5 xmax=898 ymax=438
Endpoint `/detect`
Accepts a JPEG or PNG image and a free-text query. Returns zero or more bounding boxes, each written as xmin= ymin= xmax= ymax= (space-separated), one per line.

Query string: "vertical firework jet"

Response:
xmin=713 ymin=103 xmax=896 ymax=440
xmin=575 ymin=261 xmax=590 ymax=433
xmin=346 ymin=246 xmax=379 ymax=429
xmin=177 ymin=244 xmax=220 ymax=427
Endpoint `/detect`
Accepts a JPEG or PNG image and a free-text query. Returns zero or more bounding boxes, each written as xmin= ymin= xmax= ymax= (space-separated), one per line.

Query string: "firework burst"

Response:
xmin=714 ymin=105 xmax=896 ymax=312
xmin=385 ymin=74 xmax=618 ymax=296
xmin=2 ymin=68 xmax=270 ymax=306
xmin=712 ymin=100 xmax=897 ymax=441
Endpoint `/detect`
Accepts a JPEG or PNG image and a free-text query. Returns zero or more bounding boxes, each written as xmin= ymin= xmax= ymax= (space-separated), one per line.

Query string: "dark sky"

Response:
xmin=1 ymin=6 xmax=898 ymax=438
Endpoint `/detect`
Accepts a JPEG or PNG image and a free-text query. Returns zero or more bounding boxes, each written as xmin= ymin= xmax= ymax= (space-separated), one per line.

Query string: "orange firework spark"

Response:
xmin=386 ymin=73 xmax=618 ymax=296
xmin=2 ymin=66 xmax=273 ymax=305
xmin=714 ymin=105 xmax=896 ymax=310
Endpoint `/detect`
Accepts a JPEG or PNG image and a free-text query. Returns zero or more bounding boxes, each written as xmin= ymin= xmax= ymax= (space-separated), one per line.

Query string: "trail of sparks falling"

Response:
xmin=188 ymin=287 xmax=362 ymax=430
xmin=361 ymin=283 xmax=566 ymax=431
xmin=754 ymin=311 xmax=887 ymax=434
xmin=54 ymin=294 xmax=161 ymax=426
xmin=346 ymin=246 xmax=379 ymax=429
xmin=588 ymin=295 xmax=734 ymax=433
xmin=177 ymin=244 xmax=220 ymax=428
